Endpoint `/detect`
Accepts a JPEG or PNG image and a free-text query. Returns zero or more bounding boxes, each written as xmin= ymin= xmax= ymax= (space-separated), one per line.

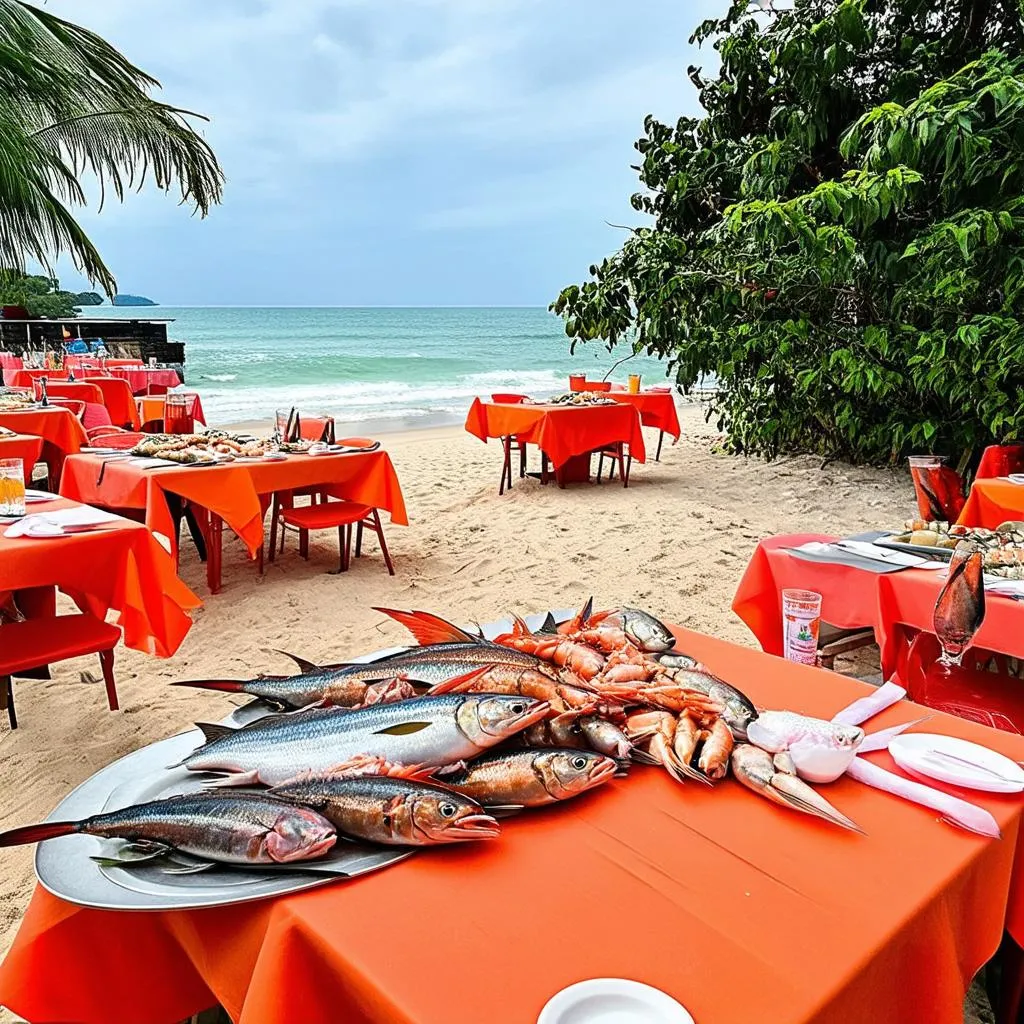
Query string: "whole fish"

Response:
xmin=551 ymin=599 xmax=676 ymax=653
xmin=658 ymin=668 xmax=758 ymax=740
xmin=173 ymin=645 xmax=553 ymax=709
xmin=0 ymin=792 xmax=337 ymax=864
xmin=439 ymin=748 xmax=619 ymax=809
xmin=180 ymin=693 xmax=550 ymax=787
xmin=746 ymin=710 xmax=865 ymax=784
xmin=270 ymin=775 xmax=499 ymax=845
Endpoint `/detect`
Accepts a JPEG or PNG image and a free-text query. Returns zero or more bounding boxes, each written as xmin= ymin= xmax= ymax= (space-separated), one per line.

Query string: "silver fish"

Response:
xmin=660 ymin=668 xmax=758 ymax=740
xmin=180 ymin=693 xmax=550 ymax=787
xmin=0 ymin=792 xmax=337 ymax=864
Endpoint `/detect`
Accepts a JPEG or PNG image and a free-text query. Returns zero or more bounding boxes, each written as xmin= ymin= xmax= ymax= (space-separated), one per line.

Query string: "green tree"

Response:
xmin=0 ymin=270 xmax=82 ymax=317
xmin=553 ymin=0 xmax=1024 ymax=466
xmin=0 ymin=1 xmax=223 ymax=295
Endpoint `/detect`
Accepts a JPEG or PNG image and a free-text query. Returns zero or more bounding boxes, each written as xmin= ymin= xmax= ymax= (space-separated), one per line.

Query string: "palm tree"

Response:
xmin=0 ymin=0 xmax=224 ymax=294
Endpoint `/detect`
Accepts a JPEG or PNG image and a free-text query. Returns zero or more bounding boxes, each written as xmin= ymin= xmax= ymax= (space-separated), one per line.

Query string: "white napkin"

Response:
xmin=985 ymin=578 xmax=1024 ymax=597
xmin=1008 ymin=474 xmax=1024 ymax=484
xmin=307 ymin=443 xmax=332 ymax=456
xmin=4 ymin=505 xmax=120 ymax=538
xmin=832 ymin=539 xmax=929 ymax=567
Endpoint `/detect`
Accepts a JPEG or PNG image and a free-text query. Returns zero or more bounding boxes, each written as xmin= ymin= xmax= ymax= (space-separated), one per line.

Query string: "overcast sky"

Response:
xmin=47 ymin=0 xmax=716 ymax=306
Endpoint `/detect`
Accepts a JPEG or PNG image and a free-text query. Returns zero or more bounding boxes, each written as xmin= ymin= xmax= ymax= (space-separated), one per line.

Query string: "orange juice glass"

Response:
xmin=628 ymin=373 xmax=642 ymax=394
xmin=0 ymin=459 xmax=25 ymax=516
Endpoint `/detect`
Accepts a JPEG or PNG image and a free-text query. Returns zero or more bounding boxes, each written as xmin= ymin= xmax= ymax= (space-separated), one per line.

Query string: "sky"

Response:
xmin=46 ymin=0 xmax=718 ymax=306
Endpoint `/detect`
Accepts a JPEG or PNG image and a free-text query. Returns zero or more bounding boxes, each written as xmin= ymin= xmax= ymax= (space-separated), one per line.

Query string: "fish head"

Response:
xmin=655 ymin=652 xmax=701 ymax=671
xmin=410 ymin=792 xmax=501 ymax=843
xmin=262 ymin=807 xmax=337 ymax=863
xmin=457 ymin=695 xmax=550 ymax=745
xmin=534 ymin=750 xmax=619 ymax=800
xmin=711 ymin=685 xmax=758 ymax=741
xmin=832 ymin=724 xmax=866 ymax=748
xmin=619 ymin=608 xmax=676 ymax=652
xmin=578 ymin=717 xmax=633 ymax=759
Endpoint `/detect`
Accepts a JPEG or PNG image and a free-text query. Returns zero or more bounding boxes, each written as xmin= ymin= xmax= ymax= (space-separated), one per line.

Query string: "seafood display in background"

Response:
xmin=540 ymin=391 xmax=617 ymax=406
xmin=746 ymin=711 xmax=865 ymax=784
xmin=179 ymin=694 xmax=550 ymax=787
xmin=0 ymin=792 xmax=338 ymax=865
xmin=269 ymin=775 xmax=500 ymax=845
xmin=885 ymin=520 xmax=1024 ymax=577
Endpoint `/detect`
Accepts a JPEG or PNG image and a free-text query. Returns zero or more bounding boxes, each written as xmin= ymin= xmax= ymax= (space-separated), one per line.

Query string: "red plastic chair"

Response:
xmin=267 ymin=497 xmax=394 ymax=575
xmin=81 ymin=402 xmax=112 ymax=432
xmin=84 ymin=429 xmax=145 ymax=448
xmin=0 ymin=613 xmax=121 ymax=728
xmin=47 ymin=398 xmax=86 ymax=420
xmin=976 ymin=444 xmax=1024 ymax=480
xmin=164 ymin=392 xmax=200 ymax=434
xmin=904 ymin=631 xmax=1024 ymax=734
xmin=145 ymin=382 xmax=171 ymax=397
xmin=490 ymin=395 xmax=528 ymax=493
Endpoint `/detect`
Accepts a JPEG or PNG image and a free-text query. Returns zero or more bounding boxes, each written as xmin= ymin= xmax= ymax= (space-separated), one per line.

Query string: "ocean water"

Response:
xmin=91 ymin=306 xmax=680 ymax=428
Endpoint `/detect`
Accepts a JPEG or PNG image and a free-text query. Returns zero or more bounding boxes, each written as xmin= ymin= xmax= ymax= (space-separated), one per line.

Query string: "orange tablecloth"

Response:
xmin=960 ymin=478 xmax=1024 ymax=529
xmin=0 ymin=434 xmax=43 ymax=482
xmin=2 ymin=626 xmax=1024 ymax=1024
xmin=0 ymin=496 xmax=198 ymax=655
xmin=465 ymin=398 xmax=646 ymax=469
xmin=59 ymin=450 xmax=408 ymax=560
xmin=607 ymin=390 xmax=681 ymax=438
xmin=732 ymin=534 xmax=1024 ymax=681
xmin=81 ymin=377 xmax=140 ymax=428
xmin=135 ymin=393 xmax=206 ymax=428
xmin=0 ymin=407 xmax=85 ymax=483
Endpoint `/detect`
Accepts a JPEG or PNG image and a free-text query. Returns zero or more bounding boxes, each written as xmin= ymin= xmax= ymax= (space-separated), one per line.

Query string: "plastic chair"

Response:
xmin=490 ymin=395 xmax=528 ymax=493
xmin=47 ymin=398 xmax=86 ymax=420
xmin=164 ymin=392 xmax=199 ymax=434
xmin=267 ymin=496 xmax=394 ymax=576
xmin=145 ymin=381 xmax=171 ymax=397
xmin=0 ymin=613 xmax=121 ymax=728
xmin=595 ymin=443 xmax=631 ymax=487
xmin=976 ymin=444 xmax=1024 ymax=480
xmin=81 ymin=402 xmax=113 ymax=432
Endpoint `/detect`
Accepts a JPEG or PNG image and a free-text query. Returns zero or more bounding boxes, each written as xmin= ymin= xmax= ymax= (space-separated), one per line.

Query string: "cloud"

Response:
xmin=42 ymin=0 xmax=719 ymax=303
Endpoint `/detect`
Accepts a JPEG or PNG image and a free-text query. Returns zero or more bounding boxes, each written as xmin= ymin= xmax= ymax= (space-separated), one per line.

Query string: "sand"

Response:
xmin=2 ymin=404 xmax=992 ymax=1020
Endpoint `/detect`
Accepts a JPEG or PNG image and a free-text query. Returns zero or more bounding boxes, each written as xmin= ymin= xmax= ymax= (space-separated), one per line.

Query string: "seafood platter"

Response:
xmin=0 ymin=389 xmax=35 ymax=411
xmin=4 ymin=601 xmax=1014 ymax=912
xmin=541 ymin=391 xmax=617 ymax=406
xmin=876 ymin=519 xmax=1024 ymax=577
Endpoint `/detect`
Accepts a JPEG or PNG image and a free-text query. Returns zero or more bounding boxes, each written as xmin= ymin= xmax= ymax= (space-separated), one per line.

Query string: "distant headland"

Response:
xmin=112 ymin=294 xmax=158 ymax=307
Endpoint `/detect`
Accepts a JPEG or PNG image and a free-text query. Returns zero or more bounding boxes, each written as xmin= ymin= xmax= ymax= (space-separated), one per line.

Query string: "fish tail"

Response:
xmin=373 ymin=607 xmax=479 ymax=645
xmin=427 ymin=665 xmax=492 ymax=694
xmin=171 ymin=679 xmax=248 ymax=694
xmin=0 ymin=820 xmax=79 ymax=847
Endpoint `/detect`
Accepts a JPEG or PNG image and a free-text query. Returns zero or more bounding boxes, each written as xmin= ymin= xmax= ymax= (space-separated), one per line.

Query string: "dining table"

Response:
xmin=465 ymin=398 xmax=646 ymax=486
xmin=960 ymin=478 xmax=1024 ymax=530
xmin=58 ymin=449 xmax=408 ymax=594
xmin=0 ymin=406 xmax=86 ymax=487
xmin=0 ymin=494 xmax=198 ymax=656
xmin=135 ymin=393 xmax=207 ymax=430
xmin=1 ymin=624 xmax=1023 ymax=1024
xmin=606 ymin=388 xmax=681 ymax=460
xmin=732 ymin=533 xmax=1024 ymax=682
xmin=0 ymin=433 xmax=44 ymax=483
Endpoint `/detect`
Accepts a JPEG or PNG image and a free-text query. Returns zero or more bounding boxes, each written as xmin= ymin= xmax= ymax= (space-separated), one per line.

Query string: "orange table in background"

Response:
xmin=607 ymin=390 xmax=681 ymax=459
xmin=732 ymin=534 xmax=1024 ymax=682
xmin=0 ymin=406 xmax=85 ymax=486
xmin=135 ymin=393 xmax=206 ymax=429
xmin=465 ymin=398 xmax=646 ymax=480
xmin=81 ymin=376 xmax=140 ymax=429
xmin=60 ymin=450 xmax=408 ymax=593
xmin=960 ymin=478 xmax=1024 ymax=529
xmin=2 ymin=626 xmax=1023 ymax=1024
xmin=0 ymin=434 xmax=44 ymax=483
xmin=0 ymin=496 xmax=198 ymax=655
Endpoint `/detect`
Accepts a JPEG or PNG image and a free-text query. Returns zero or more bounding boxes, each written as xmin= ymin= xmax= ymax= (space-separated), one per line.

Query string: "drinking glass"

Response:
xmin=0 ymin=459 xmax=26 ymax=516
xmin=628 ymin=373 xmax=642 ymax=394
xmin=568 ymin=374 xmax=586 ymax=392
xmin=907 ymin=454 xmax=966 ymax=522
xmin=782 ymin=589 xmax=822 ymax=665
xmin=933 ymin=541 xmax=985 ymax=667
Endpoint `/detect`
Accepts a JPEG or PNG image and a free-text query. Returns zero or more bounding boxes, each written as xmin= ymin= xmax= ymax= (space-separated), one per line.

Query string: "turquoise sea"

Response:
xmin=92 ymin=306 xmax=679 ymax=428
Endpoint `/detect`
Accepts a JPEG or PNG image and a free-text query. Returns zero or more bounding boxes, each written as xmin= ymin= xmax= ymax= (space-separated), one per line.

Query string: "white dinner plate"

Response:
xmin=25 ymin=489 xmax=58 ymax=502
xmin=889 ymin=733 xmax=1024 ymax=793
xmin=538 ymin=979 xmax=694 ymax=1024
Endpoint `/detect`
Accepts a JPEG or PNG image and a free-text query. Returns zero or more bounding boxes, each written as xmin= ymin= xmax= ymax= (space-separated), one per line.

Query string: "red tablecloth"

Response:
xmin=60 ymin=450 xmax=408 ymax=559
xmin=6 ymin=368 xmax=68 ymax=388
xmin=135 ymin=394 xmax=206 ymax=429
xmin=960 ymin=479 xmax=1024 ymax=529
xmin=111 ymin=366 xmax=182 ymax=394
xmin=0 ymin=496 xmax=198 ymax=655
xmin=607 ymin=391 xmax=681 ymax=439
xmin=0 ymin=407 xmax=86 ymax=484
xmin=81 ymin=377 xmax=140 ymax=429
xmin=732 ymin=534 xmax=1024 ymax=681
xmin=465 ymin=398 xmax=646 ymax=469
xmin=2 ymin=625 xmax=1023 ymax=1024
xmin=43 ymin=381 xmax=104 ymax=406
xmin=0 ymin=433 xmax=44 ymax=482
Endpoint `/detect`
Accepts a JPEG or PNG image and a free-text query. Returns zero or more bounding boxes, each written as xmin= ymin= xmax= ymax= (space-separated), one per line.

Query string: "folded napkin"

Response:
xmin=832 ymin=539 xmax=929 ymax=567
xmin=1008 ymin=474 xmax=1024 ymax=484
xmin=4 ymin=505 xmax=120 ymax=538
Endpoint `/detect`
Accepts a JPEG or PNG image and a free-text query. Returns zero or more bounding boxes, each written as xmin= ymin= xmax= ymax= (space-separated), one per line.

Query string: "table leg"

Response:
xmin=206 ymin=512 xmax=223 ymax=595
xmin=656 ymin=431 xmax=665 ymax=461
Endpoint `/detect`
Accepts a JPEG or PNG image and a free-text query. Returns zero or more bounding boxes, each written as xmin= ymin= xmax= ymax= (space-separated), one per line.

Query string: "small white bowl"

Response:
xmin=538 ymin=979 xmax=694 ymax=1024
xmin=890 ymin=733 xmax=1024 ymax=794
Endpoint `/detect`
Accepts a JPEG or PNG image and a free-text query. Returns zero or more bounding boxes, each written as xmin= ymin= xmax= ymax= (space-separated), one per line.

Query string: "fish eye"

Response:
xmin=439 ymin=802 xmax=458 ymax=818
xmin=510 ymin=701 xmax=526 ymax=714
xmin=571 ymin=756 xmax=588 ymax=770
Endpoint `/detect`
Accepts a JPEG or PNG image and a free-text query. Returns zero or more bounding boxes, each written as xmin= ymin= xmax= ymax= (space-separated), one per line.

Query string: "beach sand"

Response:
xmin=1 ymin=406 xmax=991 ymax=1021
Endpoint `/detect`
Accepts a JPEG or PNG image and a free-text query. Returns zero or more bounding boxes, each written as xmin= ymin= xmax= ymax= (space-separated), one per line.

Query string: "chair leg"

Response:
xmin=656 ymin=431 xmax=665 ymax=462
xmin=355 ymin=521 xmax=363 ymax=558
xmin=618 ymin=447 xmax=627 ymax=488
xmin=596 ymin=454 xmax=604 ymax=483
xmin=299 ymin=529 xmax=309 ymax=560
xmin=374 ymin=510 xmax=395 ymax=576
xmin=267 ymin=494 xmax=279 ymax=563
xmin=99 ymin=648 xmax=118 ymax=712
xmin=337 ymin=525 xmax=348 ymax=573
xmin=519 ymin=442 xmax=527 ymax=478
xmin=623 ymin=454 xmax=632 ymax=487
xmin=609 ymin=452 xmax=618 ymax=482
xmin=1 ymin=675 xmax=15 ymax=729
xmin=499 ymin=437 xmax=512 ymax=495
xmin=541 ymin=454 xmax=549 ymax=486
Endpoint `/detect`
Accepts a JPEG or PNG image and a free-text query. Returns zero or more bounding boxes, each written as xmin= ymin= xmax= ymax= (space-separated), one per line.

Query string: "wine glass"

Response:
xmin=932 ymin=540 xmax=986 ymax=667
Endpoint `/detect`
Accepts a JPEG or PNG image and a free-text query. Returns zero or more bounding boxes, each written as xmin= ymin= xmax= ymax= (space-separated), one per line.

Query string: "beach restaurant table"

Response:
xmin=732 ymin=534 xmax=1024 ymax=683
xmin=135 ymin=393 xmax=207 ymax=430
xmin=960 ymin=478 xmax=1024 ymax=530
xmin=110 ymin=365 xmax=182 ymax=395
xmin=2 ymin=626 xmax=1024 ymax=1024
xmin=0 ymin=433 xmax=43 ymax=483
xmin=0 ymin=406 xmax=85 ymax=486
xmin=465 ymin=398 xmax=646 ymax=485
xmin=0 ymin=495 xmax=198 ymax=656
xmin=59 ymin=450 xmax=408 ymax=594
xmin=607 ymin=389 xmax=681 ymax=460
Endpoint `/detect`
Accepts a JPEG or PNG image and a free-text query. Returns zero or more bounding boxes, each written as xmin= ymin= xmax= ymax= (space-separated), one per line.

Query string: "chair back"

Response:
xmin=298 ymin=415 xmax=335 ymax=443
xmin=977 ymin=444 xmax=1024 ymax=480
xmin=491 ymin=393 xmax=527 ymax=404
xmin=905 ymin=631 xmax=1024 ymax=734
xmin=164 ymin=392 xmax=198 ymax=434
xmin=48 ymin=398 xmax=87 ymax=420
xmin=81 ymin=402 xmax=112 ymax=431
